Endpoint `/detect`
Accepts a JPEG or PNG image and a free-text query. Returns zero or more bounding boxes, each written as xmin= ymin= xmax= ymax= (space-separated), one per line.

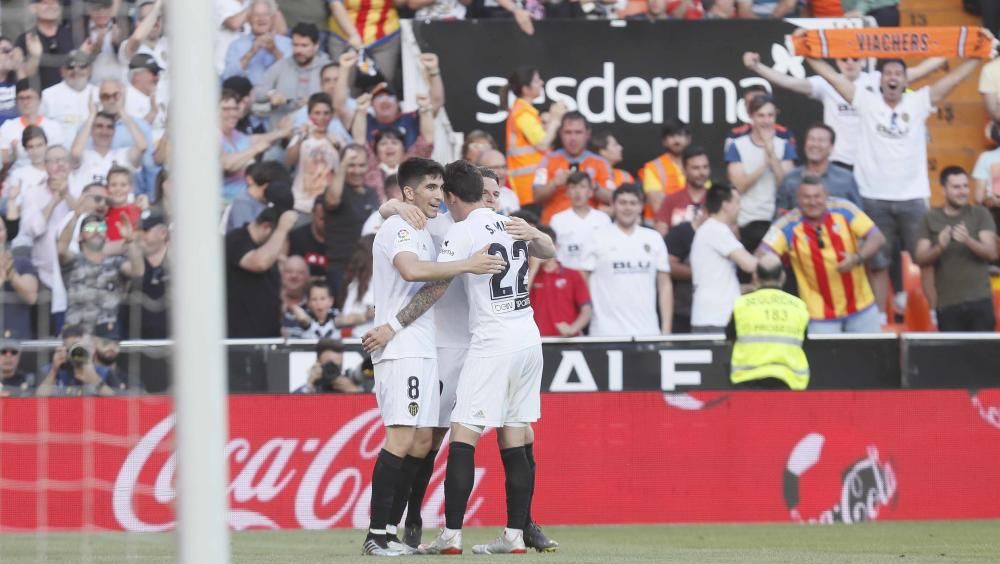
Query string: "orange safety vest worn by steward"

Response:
xmin=533 ymin=149 xmax=614 ymax=224
xmin=506 ymin=99 xmax=547 ymax=205
xmin=639 ymin=153 xmax=685 ymax=219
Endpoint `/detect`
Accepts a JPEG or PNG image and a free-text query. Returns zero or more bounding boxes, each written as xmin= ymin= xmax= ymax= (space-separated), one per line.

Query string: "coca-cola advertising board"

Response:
xmin=2 ymin=390 xmax=1000 ymax=532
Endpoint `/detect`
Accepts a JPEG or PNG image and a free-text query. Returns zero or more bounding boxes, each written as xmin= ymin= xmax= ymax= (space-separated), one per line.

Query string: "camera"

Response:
xmin=313 ymin=361 xmax=342 ymax=392
xmin=68 ymin=344 xmax=90 ymax=367
xmin=251 ymin=92 xmax=272 ymax=116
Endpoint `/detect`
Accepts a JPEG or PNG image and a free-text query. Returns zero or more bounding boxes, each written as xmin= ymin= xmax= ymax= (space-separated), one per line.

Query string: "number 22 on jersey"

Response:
xmin=487 ymin=240 xmax=530 ymax=313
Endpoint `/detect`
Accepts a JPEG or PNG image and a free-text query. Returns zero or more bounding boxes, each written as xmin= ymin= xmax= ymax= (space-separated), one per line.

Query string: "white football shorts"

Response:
xmin=451 ymin=345 xmax=542 ymax=429
xmin=374 ymin=357 xmax=440 ymax=428
xmin=436 ymin=346 xmax=468 ymax=428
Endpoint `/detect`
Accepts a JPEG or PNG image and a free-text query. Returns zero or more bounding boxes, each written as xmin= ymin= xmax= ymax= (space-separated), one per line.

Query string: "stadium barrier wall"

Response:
xmin=13 ymin=333 xmax=1000 ymax=393
xmin=2 ymin=390 xmax=1000 ymax=532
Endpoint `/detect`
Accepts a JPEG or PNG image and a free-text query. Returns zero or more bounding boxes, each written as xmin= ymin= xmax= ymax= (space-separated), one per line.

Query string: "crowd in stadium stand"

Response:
xmin=2 ymin=0 xmax=1000 ymax=397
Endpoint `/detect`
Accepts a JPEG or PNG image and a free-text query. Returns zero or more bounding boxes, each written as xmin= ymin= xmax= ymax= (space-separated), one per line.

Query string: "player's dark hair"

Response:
xmin=398 ymin=157 xmax=444 ymax=197
xmin=307 ymin=92 xmax=333 ymax=113
xmin=290 ymin=22 xmax=320 ymax=44
xmin=478 ymin=166 xmax=500 ymax=184
xmin=612 ymin=183 xmax=645 ymax=204
xmin=500 ymin=66 xmax=540 ymax=108
xmin=806 ymin=122 xmax=837 ymax=145
xmin=660 ymin=119 xmax=689 ymax=139
xmin=566 ymin=170 xmax=592 ymax=188
xmin=705 ymin=184 xmax=735 ymax=214
xmin=939 ymin=165 xmax=968 ymax=186
xmin=681 ymin=145 xmax=708 ymax=167
xmin=21 ymin=125 xmax=47 ymax=148
xmin=443 ymin=160 xmax=484 ymax=203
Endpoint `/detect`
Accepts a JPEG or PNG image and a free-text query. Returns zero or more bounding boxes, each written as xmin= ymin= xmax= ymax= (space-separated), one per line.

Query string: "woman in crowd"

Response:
xmin=336 ymin=234 xmax=375 ymax=338
xmin=501 ymin=66 xmax=565 ymax=208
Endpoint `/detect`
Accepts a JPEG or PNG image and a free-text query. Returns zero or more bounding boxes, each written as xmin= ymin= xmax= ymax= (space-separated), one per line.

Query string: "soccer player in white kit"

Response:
xmin=363 ymin=161 xmax=556 ymax=554
xmin=363 ymin=158 xmax=504 ymax=557
xmin=378 ymin=168 xmax=560 ymax=551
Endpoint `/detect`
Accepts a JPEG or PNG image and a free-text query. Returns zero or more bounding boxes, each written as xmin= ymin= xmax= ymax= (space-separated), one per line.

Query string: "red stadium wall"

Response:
xmin=2 ymin=390 xmax=1000 ymax=532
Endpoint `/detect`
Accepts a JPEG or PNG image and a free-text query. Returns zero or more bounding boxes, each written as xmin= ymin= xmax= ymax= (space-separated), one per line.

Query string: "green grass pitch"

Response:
xmin=1 ymin=521 xmax=998 ymax=563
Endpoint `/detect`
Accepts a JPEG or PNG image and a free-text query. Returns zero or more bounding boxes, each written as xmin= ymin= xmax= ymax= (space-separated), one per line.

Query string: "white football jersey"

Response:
xmin=426 ymin=211 xmax=470 ymax=349
xmin=549 ymin=207 xmax=611 ymax=270
xmin=581 ymin=223 xmax=670 ymax=337
xmin=438 ymin=207 xmax=540 ymax=356
xmin=371 ymin=215 xmax=437 ymax=363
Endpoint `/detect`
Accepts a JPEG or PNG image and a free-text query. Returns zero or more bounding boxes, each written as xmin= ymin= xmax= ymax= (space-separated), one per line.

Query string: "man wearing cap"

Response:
xmin=57 ymin=213 xmax=144 ymax=333
xmin=226 ymin=160 xmax=293 ymax=232
xmin=41 ymin=50 xmax=99 ymax=143
xmin=222 ymin=75 xmax=268 ymax=136
xmin=219 ymin=91 xmax=294 ymax=203
xmin=1 ymin=218 xmax=40 ymax=339
xmin=225 ymin=206 xmax=299 ymax=337
xmin=335 ymin=50 xmax=444 ymax=152
xmin=0 ymin=338 xmax=35 ymax=396
xmin=125 ymin=53 xmax=167 ymax=141
xmin=14 ymin=0 xmax=76 ymax=91
xmin=223 ymin=0 xmax=292 ymax=86
xmin=0 ymin=80 xmax=65 ymax=170
xmin=256 ymin=23 xmax=329 ymax=125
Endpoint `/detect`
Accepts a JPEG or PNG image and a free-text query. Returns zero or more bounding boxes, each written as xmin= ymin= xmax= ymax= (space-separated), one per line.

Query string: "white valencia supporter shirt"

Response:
xmin=371 ymin=216 xmax=437 ymax=363
xmin=437 ymin=207 xmax=540 ymax=356
xmin=426 ymin=211 xmax=470 ymax=349
xmin=549 ymin=207 xmax=611 ymax=271
xmin=581 ymin=223 xmax=670 ymax=337
xmin=690 ymin=217 xmax=744 ymax=328
xmin=41 ymin=81 xmax=99 ymax=142
xmin=807 ymin=71 xmax=880 ymax=166
xmin=852 ymin=86 xmax=934 ymax=201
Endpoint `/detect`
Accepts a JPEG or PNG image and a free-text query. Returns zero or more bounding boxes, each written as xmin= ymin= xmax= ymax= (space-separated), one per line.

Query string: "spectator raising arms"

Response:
xmin=502 ymin=67 xmax=565 ymax=206
xmin=287 ymin=93 xmax=342 ymax=215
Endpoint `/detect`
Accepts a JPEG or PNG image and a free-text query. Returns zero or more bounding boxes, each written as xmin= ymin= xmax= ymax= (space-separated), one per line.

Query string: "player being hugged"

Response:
xmin=363 ymin=160 xmax=556 ymax=555
xmin=361 ymin=157 xmax=505 ymax=557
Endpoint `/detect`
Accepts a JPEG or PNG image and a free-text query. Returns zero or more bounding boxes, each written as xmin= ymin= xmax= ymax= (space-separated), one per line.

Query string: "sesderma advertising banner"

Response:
xmin=411 ymin=19 xmax=823 ymax=173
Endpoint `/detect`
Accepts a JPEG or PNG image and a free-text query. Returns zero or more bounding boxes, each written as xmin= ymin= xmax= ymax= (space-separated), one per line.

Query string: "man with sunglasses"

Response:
xmin=759 ymin=176 xmax=885 ymax=334
xmin=55 ymin=183 xmax=112 ymax=259
xmin=41 ymin=50 xmax=99 ymax=143
xmin=57 ymin=213 xmax=143 ymax=333
xmin=0 ymin=338 xmax=35 ymax=397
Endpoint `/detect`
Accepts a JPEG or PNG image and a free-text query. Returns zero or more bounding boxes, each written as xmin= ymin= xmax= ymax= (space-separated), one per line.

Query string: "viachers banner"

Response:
xmin=411 ymin=20 xmax=822 ymax=173
xmin=2 ymin=390 xmax=1000 ymax=532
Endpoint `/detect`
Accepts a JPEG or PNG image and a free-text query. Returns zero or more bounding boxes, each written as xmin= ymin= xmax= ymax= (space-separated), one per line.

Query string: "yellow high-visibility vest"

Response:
xmin=730 ymin=288 xmax=811 ymax=390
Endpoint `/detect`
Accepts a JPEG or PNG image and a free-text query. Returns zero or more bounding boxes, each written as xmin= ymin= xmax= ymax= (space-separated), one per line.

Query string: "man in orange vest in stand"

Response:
xmin=504 ymin=80 xmax=565 ymax=209
xmin=532 ymin=111 xmax=614 ymax=224
xmin=638 ymin=119 xmax=690 ymax=220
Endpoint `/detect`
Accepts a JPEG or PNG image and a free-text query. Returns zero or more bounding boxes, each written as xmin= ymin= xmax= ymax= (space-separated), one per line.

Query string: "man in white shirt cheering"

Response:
xmin=363 ymin=157 xmax=503 ymax=556
xmin=806 ymin=48 xmax=983 ymax=320
xmin=690 ymin=184 xmax=758 ymax=332
xmin=548 ymin=171 xmax=611 ymax=271
xmin=581 ymin=184 xmax=673 ymax=336
xmin=40 ymin=50 xmax=99 ymax=143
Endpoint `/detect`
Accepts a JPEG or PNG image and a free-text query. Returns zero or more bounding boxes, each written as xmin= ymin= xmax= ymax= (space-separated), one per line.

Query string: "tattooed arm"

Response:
xmin=361 ymin=279 xmax=451 ymax=353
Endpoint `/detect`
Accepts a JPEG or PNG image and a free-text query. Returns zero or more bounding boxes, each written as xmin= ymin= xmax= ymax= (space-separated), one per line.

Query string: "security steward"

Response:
xmin=726 ymin=254 xmax=810 ymax=390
